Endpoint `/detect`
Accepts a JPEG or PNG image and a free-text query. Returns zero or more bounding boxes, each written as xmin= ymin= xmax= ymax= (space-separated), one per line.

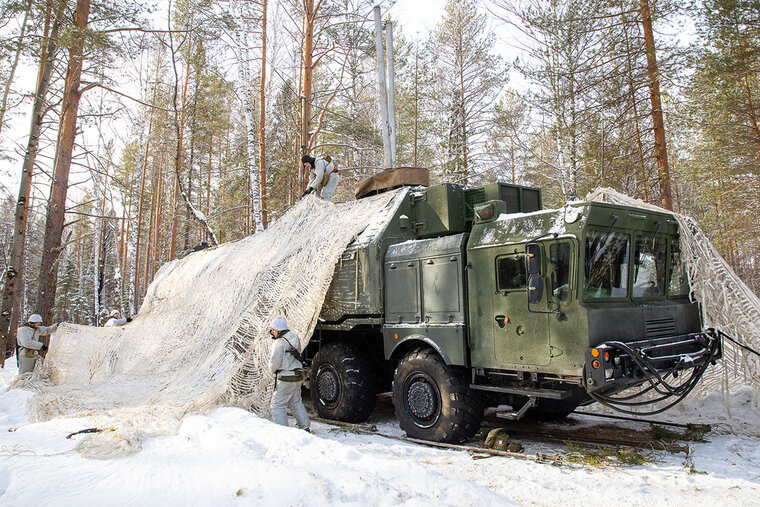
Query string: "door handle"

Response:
xmin=494 ymin=315 xmax=507 ymax=328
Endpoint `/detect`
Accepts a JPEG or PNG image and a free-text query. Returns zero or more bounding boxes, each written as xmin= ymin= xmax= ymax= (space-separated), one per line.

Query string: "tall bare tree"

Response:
xmin=0 ymin=0 xmax=67 ymax=361
xmin=639 ymin=0 xmax=673 ymax=210
xmin=36 ymin=0 xmax=92 ymax=324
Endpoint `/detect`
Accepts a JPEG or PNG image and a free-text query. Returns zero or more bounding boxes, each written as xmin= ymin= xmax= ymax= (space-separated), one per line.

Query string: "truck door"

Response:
xmin=493 ymin=250 xmax=551 ymax=366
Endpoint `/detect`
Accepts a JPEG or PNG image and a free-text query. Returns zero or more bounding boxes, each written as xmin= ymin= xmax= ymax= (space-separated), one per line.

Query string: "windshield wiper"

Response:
xmin=591 ymin=215 xmax=618 ymax=264
xmin=650 ymin=221 xmax=661 ymax=247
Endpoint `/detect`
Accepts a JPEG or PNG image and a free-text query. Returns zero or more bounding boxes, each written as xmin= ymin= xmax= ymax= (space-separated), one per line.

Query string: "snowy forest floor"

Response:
xmin=1 ymin=357 xmax=758 ymax=506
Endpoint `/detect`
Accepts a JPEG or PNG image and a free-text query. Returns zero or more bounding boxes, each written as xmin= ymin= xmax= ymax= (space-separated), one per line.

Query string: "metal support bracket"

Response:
xmin=495 ymin=396 xmax=537 ymax=421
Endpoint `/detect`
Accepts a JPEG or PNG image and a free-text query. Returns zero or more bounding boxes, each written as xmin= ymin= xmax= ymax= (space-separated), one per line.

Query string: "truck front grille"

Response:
xmin=645 ymin=317 xmax=676 ymax=338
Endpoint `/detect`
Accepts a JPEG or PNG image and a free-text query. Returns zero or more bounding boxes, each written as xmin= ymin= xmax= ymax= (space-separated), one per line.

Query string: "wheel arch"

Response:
xmin=388 ymin=335 xmax=451 ymax=370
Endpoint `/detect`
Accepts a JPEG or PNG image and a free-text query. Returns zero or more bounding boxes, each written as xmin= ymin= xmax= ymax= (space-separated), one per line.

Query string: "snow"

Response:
xmin=352 ymin=188 xmax=409 ymax=246
xmin=1 ymin=358 xmax=759 ymax=506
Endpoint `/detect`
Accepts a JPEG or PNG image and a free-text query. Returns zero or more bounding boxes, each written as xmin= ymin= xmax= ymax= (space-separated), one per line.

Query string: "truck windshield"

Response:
xmin=668 ymin=241 xmax=689 ymax=297
xmin=633 ymin=236 xmax=667 ymax=298
xmin=584 ymin=231 xmax=629 ymax=299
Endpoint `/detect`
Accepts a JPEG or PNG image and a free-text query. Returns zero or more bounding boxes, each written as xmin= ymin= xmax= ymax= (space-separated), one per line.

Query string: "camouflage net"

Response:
xmin=12 ymin=190 xmax=407 ymax=458
xmin=587 ymin=188 xmax=760 ymax=412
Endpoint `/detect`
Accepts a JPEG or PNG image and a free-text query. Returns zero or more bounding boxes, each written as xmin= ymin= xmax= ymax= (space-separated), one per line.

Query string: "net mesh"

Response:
xmin=587 ymin=188 xmax=760 ymax=411
xmin=12 ymin=191 xmax=407 ymax=457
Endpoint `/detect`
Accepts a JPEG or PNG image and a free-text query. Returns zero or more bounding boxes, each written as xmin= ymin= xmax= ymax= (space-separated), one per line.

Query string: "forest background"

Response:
xmin=0 ymin=0 xmax=757 ymax=355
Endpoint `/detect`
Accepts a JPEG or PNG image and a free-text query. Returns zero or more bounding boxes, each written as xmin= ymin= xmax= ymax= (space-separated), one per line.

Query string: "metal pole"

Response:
xmin=373 ymin=5 xmax=392 ymax=169
xmin=385 ymin=19 xmax=397 ymax=168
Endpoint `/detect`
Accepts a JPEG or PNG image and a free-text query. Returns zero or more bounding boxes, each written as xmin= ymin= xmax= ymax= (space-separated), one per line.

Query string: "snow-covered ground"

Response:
xmin=1 ymin=358 xmax=758 ymax=506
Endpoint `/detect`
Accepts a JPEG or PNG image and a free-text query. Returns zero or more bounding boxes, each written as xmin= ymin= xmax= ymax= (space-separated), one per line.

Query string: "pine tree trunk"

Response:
xmin=639 ymin=0 xmax=673 ymax=210
xmin=743 ymin=75 xmax=760 ymax=157
xmin=36 ymin=0 xmax=91 ymax=325
xmin=151 ymin=159 xmax=164 ymax=282
xmin=132 ymin=49 xmax=163 ymax=312
xmin=300 ymin=0 xmax=314 ymax=192
xmin=0 ymin=0 xmax=65 ymax=360
xmin=620 ymin=2 xmax=649 ymax=202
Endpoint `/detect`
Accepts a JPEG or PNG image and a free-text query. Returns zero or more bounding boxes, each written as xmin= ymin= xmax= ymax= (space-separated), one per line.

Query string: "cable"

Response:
xmin=586 ymin=331 xmax=721 ymax=416
xmin=719 ymin=329 xmax=760 ymax=358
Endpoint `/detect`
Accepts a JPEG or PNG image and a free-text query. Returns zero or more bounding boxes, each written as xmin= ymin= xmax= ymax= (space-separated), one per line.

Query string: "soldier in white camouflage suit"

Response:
xmin=301 ymin=155 xmax=340 ymax=201
xmin=16 ymin=314 xmax=58 ymax=375
xmin=268 ymin=317 xmax=311 ymax=432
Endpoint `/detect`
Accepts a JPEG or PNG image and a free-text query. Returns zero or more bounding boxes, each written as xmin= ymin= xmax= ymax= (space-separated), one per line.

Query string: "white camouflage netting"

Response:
xmin=12 ymin=190 xmax=407 ymax=457
xmin=587 ymin=188 xmax=760 ymax=411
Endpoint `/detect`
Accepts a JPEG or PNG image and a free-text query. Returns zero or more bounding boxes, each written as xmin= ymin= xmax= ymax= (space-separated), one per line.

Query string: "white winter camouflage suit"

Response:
xmin=307 ymin=158 xmax=340 ymax=201
xmin=16 ymin=322 xmax=58 ymax=374
xmin=269 ymin=330 xmax=310 ymax=429
xmin=104 ymin=317 xmax=128 ymax=327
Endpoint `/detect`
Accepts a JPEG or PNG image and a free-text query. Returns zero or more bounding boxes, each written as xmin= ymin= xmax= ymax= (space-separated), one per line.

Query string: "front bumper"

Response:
xmin=584 ymin=329 xmax=722 ymax=395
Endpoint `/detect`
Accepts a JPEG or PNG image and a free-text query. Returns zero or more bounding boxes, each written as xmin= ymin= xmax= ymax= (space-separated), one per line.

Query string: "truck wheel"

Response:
xmin=310 ymin=341 xmax=376 ymax=423
xmin=392 ymin=348 xmax=484 ymax=443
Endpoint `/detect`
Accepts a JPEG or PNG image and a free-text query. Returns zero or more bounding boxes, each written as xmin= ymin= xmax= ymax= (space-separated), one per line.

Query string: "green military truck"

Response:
xmin=305 ymin=175 xmax=721 ymax=443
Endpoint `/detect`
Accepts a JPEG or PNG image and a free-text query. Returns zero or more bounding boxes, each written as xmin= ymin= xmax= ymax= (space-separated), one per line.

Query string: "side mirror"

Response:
xmin=527 ymin=273 xmax=544 ymax=304
xmin=526 ymin=243 xmax=542 ymax=274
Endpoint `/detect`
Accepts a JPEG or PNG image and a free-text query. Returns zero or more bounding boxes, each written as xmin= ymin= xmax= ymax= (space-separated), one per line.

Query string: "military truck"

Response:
xmin=304 ymin=173 xmax=721 ymax=443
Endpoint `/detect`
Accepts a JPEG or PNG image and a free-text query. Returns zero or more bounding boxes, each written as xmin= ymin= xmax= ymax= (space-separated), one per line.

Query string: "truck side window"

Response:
xmin=549 ymin=243 xmax=570 ymax=301
xmin=497 ymin=256 xmax=526 ymax=291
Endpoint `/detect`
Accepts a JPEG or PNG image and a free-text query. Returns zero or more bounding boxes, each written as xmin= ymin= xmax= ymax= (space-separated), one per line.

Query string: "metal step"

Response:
xmin=469 ymin=384 xmax=572 ymax=400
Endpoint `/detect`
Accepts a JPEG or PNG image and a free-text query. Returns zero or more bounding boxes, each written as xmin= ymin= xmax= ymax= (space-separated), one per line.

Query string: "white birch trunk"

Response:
xmin=233 ymin=0 xmax=263 ymax=233
xmin=131 ymin=121 xmax=146 ymax=315
xmin=92 ymin=182 xmax=102 ymax=325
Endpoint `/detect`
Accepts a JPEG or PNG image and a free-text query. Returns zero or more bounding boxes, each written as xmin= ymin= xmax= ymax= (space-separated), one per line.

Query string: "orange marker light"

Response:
xmin=394 ymin=333 xmax=399 ymax=340
xmin=604 ymin=351 xmax=610 ymax=361
xmin=591 ymin=348 xmax=600 ymax=358
xmin=592 ymin=360 xmax=601 ymax=369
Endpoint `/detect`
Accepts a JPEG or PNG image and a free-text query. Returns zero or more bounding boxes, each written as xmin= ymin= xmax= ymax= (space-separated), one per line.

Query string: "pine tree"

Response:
xmin=433 ymin=0 xmax=505 ymax=185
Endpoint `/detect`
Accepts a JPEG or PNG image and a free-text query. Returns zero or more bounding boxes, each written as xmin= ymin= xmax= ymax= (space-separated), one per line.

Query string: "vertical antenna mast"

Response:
xmin=374 ymin=5 xmax=392 ymax=169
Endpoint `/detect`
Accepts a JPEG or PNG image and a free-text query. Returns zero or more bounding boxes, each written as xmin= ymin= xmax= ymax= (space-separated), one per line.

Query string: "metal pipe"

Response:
xmin=373 ymin=5 xmax=392 ymax=169
xmin=385 ymin=19 xmax=397 ymax=168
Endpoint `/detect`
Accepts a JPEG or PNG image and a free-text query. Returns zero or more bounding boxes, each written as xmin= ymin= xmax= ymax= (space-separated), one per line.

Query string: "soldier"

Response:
xmin=268 ymin=316 xmax=311 ymax=432
xmin=301 ymin=154 xmax=340 ymax=201
xmin=16 ymin=314 xmax=58 ymax=375
xmin=104 ymin=309 xmax=132 ymax=327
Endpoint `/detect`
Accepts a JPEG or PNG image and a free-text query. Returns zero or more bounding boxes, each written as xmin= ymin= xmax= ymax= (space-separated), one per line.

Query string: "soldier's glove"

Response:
xmin=301 ymin=187 xmax=314 ymax=198
xmin=126 ymin=317 xmax=133 ymax=323
xmin=40 ymin=344 xmax=48 ymax=352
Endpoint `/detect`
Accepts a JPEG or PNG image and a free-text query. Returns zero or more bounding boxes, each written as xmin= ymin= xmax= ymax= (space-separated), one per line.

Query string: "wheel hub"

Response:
xmin=407 ymin=377 xmax=437 ymax=420
xmin=316 ymin=367 xmax=339 ymax=404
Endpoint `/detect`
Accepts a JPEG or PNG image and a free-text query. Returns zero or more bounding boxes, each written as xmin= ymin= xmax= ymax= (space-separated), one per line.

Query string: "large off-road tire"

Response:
xmin=392 ymin=348 xmax=484 ymax=443
xmin=310 ymin=341 xmax=376 ymax=423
